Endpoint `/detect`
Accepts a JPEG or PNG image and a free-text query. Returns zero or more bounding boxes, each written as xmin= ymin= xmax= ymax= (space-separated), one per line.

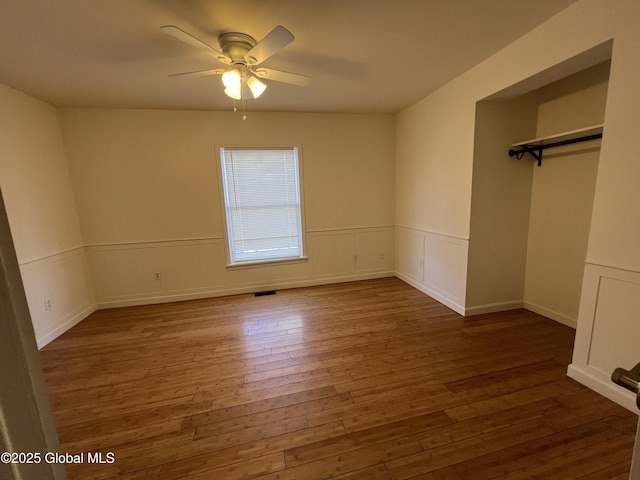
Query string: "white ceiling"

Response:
xmin=0 ymin=0 xmax=578 ymax=114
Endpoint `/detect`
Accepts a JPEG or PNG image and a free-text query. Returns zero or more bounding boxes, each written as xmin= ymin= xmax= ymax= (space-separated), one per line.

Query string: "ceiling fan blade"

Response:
xmin=161 ymin=25 xmax=231 ymax=65
xmin=168 ymin=68 xmax=226 ymax=78
xmin=253 ymin=68 xmax=311 ymax=86
xmin=245 ymin=26 xmax=294 ymax=65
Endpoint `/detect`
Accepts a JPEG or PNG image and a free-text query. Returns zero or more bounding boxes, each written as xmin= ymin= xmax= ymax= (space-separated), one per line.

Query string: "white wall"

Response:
xmin=0 ymin=85 xmax=94 ymax=347
xmin=396 ymin=0 xmax=640 ymax=411
xmin=59 ymin=109 xmax=395 ymax=307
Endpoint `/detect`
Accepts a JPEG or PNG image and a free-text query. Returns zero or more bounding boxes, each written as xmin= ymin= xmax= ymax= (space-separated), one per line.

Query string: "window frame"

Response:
xmin=216 ymin=145 xmax=308 ymax=270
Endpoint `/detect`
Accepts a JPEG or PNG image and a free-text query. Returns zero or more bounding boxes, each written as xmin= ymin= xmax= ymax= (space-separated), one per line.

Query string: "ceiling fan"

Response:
xmin=161 ymin=24 xmax=311 ymax=101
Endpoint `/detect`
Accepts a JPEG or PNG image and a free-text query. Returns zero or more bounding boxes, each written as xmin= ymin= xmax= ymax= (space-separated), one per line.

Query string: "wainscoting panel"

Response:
xmin=88 ymin=228 xmax=395 ymax=308
xmin=224 ymin=257 xmax=312 ymax=291
xmin=88 ymin=244 xmax=161 ymax=301
xmin=569 ymin=262 xmax=640 ymax=413
xmin=157 ymin=240 xmax=224 ymax=294
xmin=395 ymin=227 xmax=424 ymax=283
xmin=354 ymin=228 xmax=394 ymax=273
xmin=395 ymin=226 xmax=468 ymax=315
xmin=20 ymin=247 xmax=95 ymax=348
xmin=423 ymin=233 xmax=468 ymax=313
xmin=309 ymin=232 xmax=355 ymax=278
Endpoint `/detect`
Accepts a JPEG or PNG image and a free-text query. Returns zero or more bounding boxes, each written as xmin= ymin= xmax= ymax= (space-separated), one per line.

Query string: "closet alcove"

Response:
xmin=466 ymin=50 xmax=612 ymax=328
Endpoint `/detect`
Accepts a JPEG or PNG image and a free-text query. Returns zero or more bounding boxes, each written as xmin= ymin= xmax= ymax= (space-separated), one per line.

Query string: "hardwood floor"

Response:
xmin=39 ymin=277 xmax=637 ymax=479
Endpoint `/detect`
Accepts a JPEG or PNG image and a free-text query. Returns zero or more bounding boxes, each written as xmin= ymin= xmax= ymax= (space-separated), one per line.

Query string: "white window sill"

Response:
xmin=225 ymin=256 xmax=308 ymax=271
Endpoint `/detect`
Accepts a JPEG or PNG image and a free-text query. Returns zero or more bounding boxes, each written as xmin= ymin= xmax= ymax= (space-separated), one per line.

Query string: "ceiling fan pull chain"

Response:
xmin=242 ymin=90 xmax=247 ymax=120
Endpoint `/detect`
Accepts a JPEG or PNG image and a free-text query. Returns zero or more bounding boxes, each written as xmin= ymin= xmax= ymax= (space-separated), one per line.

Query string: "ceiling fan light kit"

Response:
xmin=221 ymin=66 xmax=266 ymax=99
xmin=162 ymin=24 xmax=311 ymax=115
xmin=247 ymin=75 xmax=267 ymax=98
xmin=221 ymin=69 xmax=241 ymax=89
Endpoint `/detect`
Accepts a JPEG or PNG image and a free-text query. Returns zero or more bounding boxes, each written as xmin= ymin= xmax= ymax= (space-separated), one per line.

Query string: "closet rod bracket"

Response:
xmin=509 ymin=145 xmax=543 ymax=166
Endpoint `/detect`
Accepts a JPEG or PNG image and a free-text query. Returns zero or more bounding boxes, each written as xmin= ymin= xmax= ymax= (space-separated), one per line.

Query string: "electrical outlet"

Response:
xmin=153 ymin=272 xmax=162 ymax=281
xmin=44 ymin=299 xmax=52 ymax=311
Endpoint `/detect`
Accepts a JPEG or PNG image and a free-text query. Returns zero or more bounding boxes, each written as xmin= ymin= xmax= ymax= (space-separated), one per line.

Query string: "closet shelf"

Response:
xmin=508 ymin=124 xmax=603 ymax=166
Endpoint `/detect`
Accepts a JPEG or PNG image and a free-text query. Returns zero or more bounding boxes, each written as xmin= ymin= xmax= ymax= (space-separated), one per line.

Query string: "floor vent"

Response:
xmin=254 ymin=290 xmax=276 ymax=297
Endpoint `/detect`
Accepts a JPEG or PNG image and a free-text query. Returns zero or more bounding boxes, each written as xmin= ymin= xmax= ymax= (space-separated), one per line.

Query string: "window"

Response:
xmin=220 ymin=147 xmax=304 ymax=265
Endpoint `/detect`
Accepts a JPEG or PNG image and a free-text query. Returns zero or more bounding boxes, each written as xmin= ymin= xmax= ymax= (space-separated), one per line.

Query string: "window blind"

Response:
xmin=220 ymin=148 xmax=303 ymax=264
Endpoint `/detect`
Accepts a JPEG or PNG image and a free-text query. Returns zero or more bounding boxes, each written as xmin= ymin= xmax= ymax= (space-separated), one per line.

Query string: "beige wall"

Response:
xmin=396 ymin=0 xmax=640 ymax=410
xmin=0 ymin=84 xmax=94 ymax=347
xmin=0 ymin=86 xmax=83 ymax=261
xmin=466 ymin=63 xmax=609 ymax=323
xmin=394 ymin=86 xmax=475 ymax=313
xmin=535 ymin=62 xmax=610 ymax=138
xmin=465 ymin=94 xmax=538 ymax=313
xmin=59 ymin=109 xmax=395 ymax=307
xmin=524 ymin=62 xmax=609 ymax=326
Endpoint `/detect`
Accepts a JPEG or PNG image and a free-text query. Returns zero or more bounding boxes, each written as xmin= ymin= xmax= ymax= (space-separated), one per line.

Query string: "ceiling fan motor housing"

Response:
xmin=219 ymin=32 xmax=257 ymax=64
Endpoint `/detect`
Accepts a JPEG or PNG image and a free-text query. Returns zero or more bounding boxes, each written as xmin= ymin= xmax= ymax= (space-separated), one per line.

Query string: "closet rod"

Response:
xmin=508 ymin=132 xmax=602 ymax=166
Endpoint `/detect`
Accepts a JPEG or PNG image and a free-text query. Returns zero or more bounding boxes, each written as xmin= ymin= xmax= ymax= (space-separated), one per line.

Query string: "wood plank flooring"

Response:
xmin=39 ymin=277 xmax=638 ymax=479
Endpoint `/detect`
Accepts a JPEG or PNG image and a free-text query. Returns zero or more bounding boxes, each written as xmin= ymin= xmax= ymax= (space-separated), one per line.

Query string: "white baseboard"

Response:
xmin=523 ymin=301 xmax=577 ymax=328
xmin=36 ymin=302 xmax=97 ymax=349
xmin=96 ymin=271 xmax=395 ymax=309
xmin=464 ymin=300 xmax=523 ymax=316
xmin=567 ymin=363 xmax=639 ymax=415
xmin=395 ymin=272 xmax=465 ymax=315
